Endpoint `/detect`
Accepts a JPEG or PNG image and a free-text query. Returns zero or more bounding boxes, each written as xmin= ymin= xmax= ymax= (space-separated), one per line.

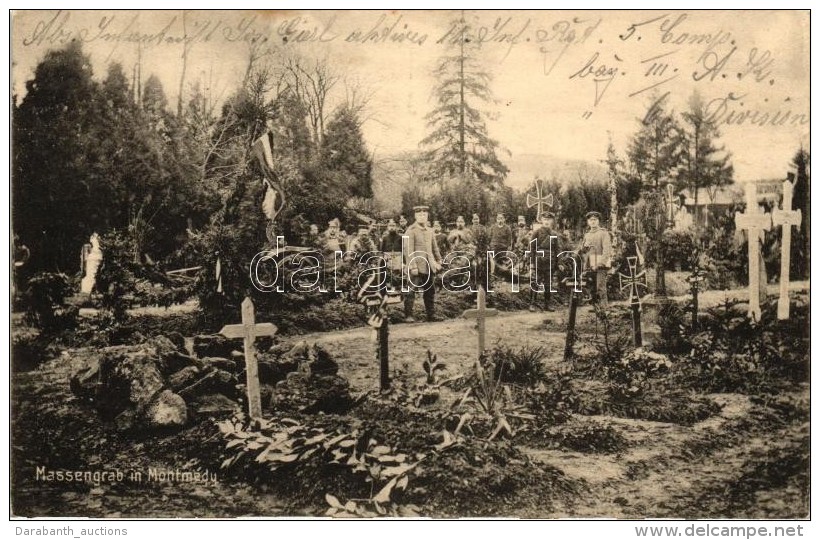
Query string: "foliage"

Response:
xmin=218 ymin=415 xmax=427 ymax=517
xmin=523 ymin=366 xmax=579 ymax=425
xmin=656 ymin=301 xmax=690 ymax=353
xmin=626 ymin=90 xmax=684 ymax=190
xmin=13 ymin=42 xmax=221 ymax=274
xmin=487 ymin=343 xmax=548 ymax=386
xmin=677 ymin=296 xmax=809 ymax=393
xmin=422 ymin=349 xmax=447 ymax=386
xmin=677 ymin=91 xmax=734 ymax=208
xmin=420 ymin=13 xmax=509 ymax=187
xmin=661 ymin=229 xmax=697 ymax=270
xmin=789 ymin=148 xmax=809 ymax=280
xmin=24 ymin=272 xmax=78 ymax=332
xmin=548 ymin=421 xmax=627 ymax=454
xmin=606 ymin=348 xmax=673 ymax=402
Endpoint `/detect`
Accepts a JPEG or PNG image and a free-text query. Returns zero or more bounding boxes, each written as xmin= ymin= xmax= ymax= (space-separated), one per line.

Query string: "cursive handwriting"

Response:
xmin=706 ymin=93 xmax=808 ymax=127
xmin=536 ymin=17 xmax=601 ymax=76
xmin=345 ymin=14 xmax=428 ymax=46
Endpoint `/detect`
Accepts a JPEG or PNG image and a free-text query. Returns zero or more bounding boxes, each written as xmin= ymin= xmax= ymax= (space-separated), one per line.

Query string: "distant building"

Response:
xmin=679 ymin=179 xmax=784 ymax=226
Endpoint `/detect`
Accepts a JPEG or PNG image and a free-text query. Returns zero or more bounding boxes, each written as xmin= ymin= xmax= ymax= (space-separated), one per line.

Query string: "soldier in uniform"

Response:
xmin=488 ymin=213 xmax=514 ymax=276
xmin=380 ymin=219 xmax=404 ymax=284
xmin=403 ymin=205 xmax=442 ymax=322
xmin=528 ymin=211 xmax=562 ymax=311
xmin=579 ymin=211 xmax=612 ymax=306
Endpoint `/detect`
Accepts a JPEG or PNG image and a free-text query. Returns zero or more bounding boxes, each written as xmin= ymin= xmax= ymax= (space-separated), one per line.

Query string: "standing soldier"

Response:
xmin=489 ymin=213 xmax=514 ymax=276
xmin=403 ymin=205 xmax=442 ymax=322
xmin=579 ymin=211 xmax=612 ymax=306
xmin=380 ymin=219 xmax=404 ymax=281
xmin=529 ymin=211 xmax=561 ymax=311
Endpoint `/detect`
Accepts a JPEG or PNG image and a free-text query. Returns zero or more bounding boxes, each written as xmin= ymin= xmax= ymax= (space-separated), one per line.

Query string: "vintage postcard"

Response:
xmin=10 ymin=9 xmax=809 ymax=522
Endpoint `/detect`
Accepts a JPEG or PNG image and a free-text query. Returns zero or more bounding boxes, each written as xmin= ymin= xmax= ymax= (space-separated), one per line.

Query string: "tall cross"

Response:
xmin=734 ymin=184 xmax=772 ymax=321
xmin=357 ymin=271 xmax=402 ymax=391
xmin=618 ymin=256 xmax=648 ymax=347
xmin=219 ymin=297 xmax=278 ymax=419
xmin=772 ymin=179 xmax=802 ymax=320
xmin=463 ymin=286 xmax=499 ymax=359
xmin=527 ymin=179 xmax=554 ymax=221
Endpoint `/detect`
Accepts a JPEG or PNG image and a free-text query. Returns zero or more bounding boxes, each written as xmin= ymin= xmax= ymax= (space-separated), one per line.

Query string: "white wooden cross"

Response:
xmin=463 ymin=286 xmax=498 ymax=358
xmin=772 ymin=179 xmax=802 ymax=320
xmin=527 ymin=179 xmax=554 ymax=221
xmin=734 ymin=184 xmax=772 ymax=321
xmin=219 ymin=297 xmax=277 ymax=419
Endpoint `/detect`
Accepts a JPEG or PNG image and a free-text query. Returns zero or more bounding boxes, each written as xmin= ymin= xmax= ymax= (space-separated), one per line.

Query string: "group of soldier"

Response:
xmin=302 ymin=206 xmax=612 ymax=323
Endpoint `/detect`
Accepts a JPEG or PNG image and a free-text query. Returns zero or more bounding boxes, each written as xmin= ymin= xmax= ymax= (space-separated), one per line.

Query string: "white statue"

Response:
xmin=80 ymin=233 xmax=103 ymax=294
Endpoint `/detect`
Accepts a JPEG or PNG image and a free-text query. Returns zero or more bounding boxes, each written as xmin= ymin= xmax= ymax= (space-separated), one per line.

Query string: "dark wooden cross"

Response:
xmin=772 ymin=179 xmax=802 ymax=320
xmin=463 ymin=286 xmax=499 ymax=359
xmin=618 ymin=256 xmax=648 ymax=347
xmin=687 ymin=267 xmax=708 ymax=331
xmin=219 ymin=297 xmax=278 ymax=420
xmin=562 ymin=272 xmax=583 ymax=361
xmin=527 ymin=179 xmax=554 ymax=220
xmin=357 ymin=273 xmax=402 ymax=391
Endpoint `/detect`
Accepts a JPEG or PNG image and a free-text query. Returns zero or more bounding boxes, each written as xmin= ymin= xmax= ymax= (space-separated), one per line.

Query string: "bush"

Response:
xmin=661 ymin=230 xmax=696 ymax=271
xmin=488 ymin=343 xmax=548 ymax=386
xmin=24 ymin=272 xmax=78 ymax=332
xmin=657 ymin=301 xmax=690 ymax=353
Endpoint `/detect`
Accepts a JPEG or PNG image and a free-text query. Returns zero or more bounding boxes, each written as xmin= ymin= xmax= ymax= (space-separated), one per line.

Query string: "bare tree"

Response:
xmin=283 ymin=54 xmax=339 ymax=147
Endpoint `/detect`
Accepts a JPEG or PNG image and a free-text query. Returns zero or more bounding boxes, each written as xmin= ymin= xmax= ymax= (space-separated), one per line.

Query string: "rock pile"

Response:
xmin=70 ymin=334 xmax=351 ymax=434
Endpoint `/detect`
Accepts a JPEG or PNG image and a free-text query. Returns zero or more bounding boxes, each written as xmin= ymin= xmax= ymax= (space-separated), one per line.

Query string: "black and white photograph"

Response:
xmin=9 ymin=8 xmax=810 ymax=523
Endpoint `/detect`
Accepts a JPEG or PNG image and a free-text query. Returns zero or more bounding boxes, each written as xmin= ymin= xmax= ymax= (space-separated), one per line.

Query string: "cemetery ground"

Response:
xmin=11 ymin=277 xmax=809 ymax=518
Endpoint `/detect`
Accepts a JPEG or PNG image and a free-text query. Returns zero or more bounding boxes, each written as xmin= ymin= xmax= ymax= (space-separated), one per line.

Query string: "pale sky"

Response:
xmin=11 ymin=10 xmax=810 ymax=186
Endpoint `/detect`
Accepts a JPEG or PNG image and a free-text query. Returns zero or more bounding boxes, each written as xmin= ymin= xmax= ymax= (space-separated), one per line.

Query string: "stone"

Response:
xmin=193 ymin=334 xmax=238 ymax=359
xmin=165 ymin=332 xmax=187 ymax=354
xmin=70 ymin=357 xmax=100 ymax=401
xmin=187 ymin=393 xmax=240 ymax=417
xmin=177 ymin=369 xmax=238 ymax=400
xmin=202 ymin=357 xmax=237 ymax=374
xmin=168 ymin=366 xmax=201 ymax=391
xmin=97 ymin=348 xmax=165 ymax=421
xmin=144 ymin=390 xmax=187 ymax=430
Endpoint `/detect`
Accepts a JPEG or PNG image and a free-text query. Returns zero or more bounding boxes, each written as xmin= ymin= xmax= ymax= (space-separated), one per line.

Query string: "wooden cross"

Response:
xmin=357 ymin=272 xmax=402 ymax=391
xmin=686 ymin=267 xmax=708 ymax=331
xmin=527 ymin=179 xmax=554 ymax=221
xmin=772 ymin=179 xmax=802 ymax=320
xmin=219 ymin=297 xmax=277 ymax=419
xmin=734 ymin=184 xmax=772 ymax=321
xmin=562 ymin=272 xmax=582 ymax=361
xmin=618 ymin=256 xmax=648 ymax=347
xmin=463 ymin=286 xmax=499 ymax=359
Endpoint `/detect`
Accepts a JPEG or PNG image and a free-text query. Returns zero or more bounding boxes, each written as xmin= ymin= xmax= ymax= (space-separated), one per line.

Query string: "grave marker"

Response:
xmin=618 ymin=256 xmax=648 ymax=347
xmin=526 ymin=179 xmax=554 ymax=221
xmin=772 ymin=179 xmax=802 ymax=320
xmin=463 ymin=286 xmax=499 ymax=359
xmin=357 ymin=272 xmax=402 ymax=391
xmin=562 ymin=273 xmax=582 ymax=361
xmin=734 ymin=184 xmax=772 ymax=321
xmin=219 ymin=297 xmax=277 ymax=419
